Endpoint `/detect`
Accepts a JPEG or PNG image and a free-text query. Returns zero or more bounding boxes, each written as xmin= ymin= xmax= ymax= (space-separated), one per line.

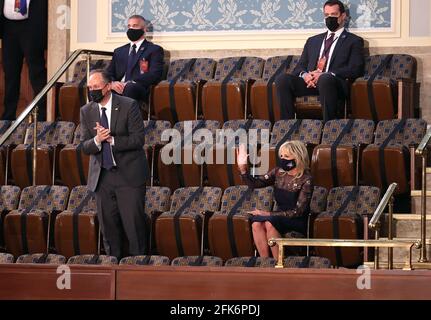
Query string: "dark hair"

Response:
xmin=324 ymin=0 xmax=346 ymax=14
xmin=128 ymin=15 xmax=148 ymax=27
xmin=89 ymin=69 xmax=111 ymax=84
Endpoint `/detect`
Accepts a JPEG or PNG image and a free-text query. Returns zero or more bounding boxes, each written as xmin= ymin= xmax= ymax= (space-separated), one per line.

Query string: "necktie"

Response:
xmin=100 ymin=107 xmax=114 ymax=170
xmin=125 ymin=44 xmax=137 ymax=82
xmin=15 ymin=0 xmax=27 ymax=15
xmin=323 ymin=33 xmax=335 ymax=61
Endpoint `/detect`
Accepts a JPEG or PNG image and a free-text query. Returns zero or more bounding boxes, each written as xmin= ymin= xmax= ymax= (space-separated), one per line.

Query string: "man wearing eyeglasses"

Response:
xmin=275 ymin=0 xmax=364 ymax=122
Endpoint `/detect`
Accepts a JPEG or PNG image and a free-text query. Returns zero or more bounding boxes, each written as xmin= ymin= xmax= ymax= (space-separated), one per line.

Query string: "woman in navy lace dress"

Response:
xmin=237 ymin=141 xmax=313 ymax=260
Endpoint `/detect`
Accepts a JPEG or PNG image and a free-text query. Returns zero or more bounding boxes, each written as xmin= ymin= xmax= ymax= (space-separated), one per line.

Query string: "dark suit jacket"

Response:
xmin=80 ymin=94 xmax=148 ymax=192
xmin=106 ymin=39 xmax=164 ymax=88
xmin=0 ymin=0 xmax=48 ymax=46
xmin=293 ymin=29 xmax=365 ymax=80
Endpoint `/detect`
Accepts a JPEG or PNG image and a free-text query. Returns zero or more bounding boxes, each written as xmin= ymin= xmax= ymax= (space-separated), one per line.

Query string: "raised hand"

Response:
xmin=236 ymin=144 xmax=249 ymax=175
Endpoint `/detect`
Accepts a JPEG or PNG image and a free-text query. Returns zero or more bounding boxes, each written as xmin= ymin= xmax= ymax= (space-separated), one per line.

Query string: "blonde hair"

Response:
xmin=278 ymin=140 xmax=309 ymax=178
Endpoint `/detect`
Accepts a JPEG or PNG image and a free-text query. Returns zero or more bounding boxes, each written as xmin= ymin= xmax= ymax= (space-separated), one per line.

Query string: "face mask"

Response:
xmin=325 ymin=16 xmax=340 ymax=32
xmin=279 ymin=159 xmax=297 ymax=172
xmin=88 ymin=87 xmax=105 ymax=103
xmin=127 ymin=28 xmax=145 ymax=42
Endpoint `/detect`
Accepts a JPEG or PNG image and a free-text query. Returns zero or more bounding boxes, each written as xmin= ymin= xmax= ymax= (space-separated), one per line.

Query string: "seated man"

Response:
xmin=107 ymin=15 xmax=164 ymax=104
xmin=275 ymin=0 xmax=364 ymax=122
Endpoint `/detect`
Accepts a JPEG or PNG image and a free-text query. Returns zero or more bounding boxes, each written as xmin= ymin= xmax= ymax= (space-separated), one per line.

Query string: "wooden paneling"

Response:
xmin=0 ymin=265 xmax=115 ymax=300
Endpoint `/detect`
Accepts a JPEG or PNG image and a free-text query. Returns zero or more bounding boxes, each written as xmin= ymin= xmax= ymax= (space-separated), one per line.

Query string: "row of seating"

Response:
xmin=59 ymin=54 xmax=417 ymax=125
xmin=0 ymin=183 xmax=380 ymax=267
xmin=0 ymin=253 xmax=332 ymax=269
xmin=0 ymin=118 xmax=425 ymax=196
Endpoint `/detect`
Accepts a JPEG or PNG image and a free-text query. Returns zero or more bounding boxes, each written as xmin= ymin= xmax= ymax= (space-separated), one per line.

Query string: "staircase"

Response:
xmin=376 ymin=168 xmax=431 ymax=269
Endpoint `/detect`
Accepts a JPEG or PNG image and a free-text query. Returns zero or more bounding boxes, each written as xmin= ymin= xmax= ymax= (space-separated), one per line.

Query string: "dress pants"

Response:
xmin=275 ymin=73 xmax=347 ymax=122
xmin=2 ymin=19 xmax=47 ymax=121
xmin=95 ymin=167 xmax=148 ymax=259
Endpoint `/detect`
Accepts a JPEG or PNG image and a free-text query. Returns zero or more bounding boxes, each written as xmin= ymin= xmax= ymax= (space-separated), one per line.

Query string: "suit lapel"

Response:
xmin=329 ymin=30 xmax=348 ymax=67
xmin=91 ymin=102 xmax=101 ymax=127
xmin=110 ymin=94 xmax=120 ymax=134
xmin=311 ymin=33 xmax=327 ymax=70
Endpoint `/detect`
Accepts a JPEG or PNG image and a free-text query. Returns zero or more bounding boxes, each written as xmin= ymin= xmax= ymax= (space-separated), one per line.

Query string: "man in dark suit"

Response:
xmin=275 ymin=0 xmax=364 ymax=122
xmin=80 ymin=69 xmax=148 ymax=259
xmin=107 ymin=15 xmax=164 ymax=104
xmin=0 ymin=0 xmax=48 ymax=121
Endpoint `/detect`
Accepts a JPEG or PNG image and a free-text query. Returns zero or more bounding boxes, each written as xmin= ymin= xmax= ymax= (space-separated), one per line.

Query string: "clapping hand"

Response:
xmin=94 ymin=122 xmax=112 ymax=144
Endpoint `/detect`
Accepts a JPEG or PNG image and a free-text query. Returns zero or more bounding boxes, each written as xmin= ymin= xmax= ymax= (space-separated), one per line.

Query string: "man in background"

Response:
xmin=107 ymin=15 xmax=164 ymax=105
xmin=0 ymin=0 xmax=48 ymax=121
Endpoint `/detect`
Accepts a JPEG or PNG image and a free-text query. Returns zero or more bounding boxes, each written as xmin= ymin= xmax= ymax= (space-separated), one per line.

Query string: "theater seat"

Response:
xmin=283 ymin=256 xmax=332 ymax=269
xmin=208 ymin=186 xmax=274 ymax=261
xmin=55 ymin=186 xmax=98 ymax=259
xmin=0 ymin=121 xmax=28 ymax=186
xmin=311 ymin=119 xmax=375 ymax=190
xmin=156 ymin=187 xmax=222 ymax=260
xmin=11 ymin=121 xmax=75 ymax=189
xmin=0 ymin=253 xmax=14 ymax=264
xmin=206 ymin=119 xmax=271 ymax=190
xmin=153 ymin=58 xmax=216 ymax=124
xmin=4 ymin=185 xmax=69 ymax=257
xmin=361 ymin=119 xmax=427 ymax=195
xmin=119 ymin=255 xmax=170 ymax=266
xmin=16 ymin=254 xmax=66 ymax=265
xmin=250 ymin=55 xmax=300 ymax=122
xmin=202 ymin=57 xmax=264 ymax=123
xmin=351 ymin=54 xmax=417 ymax=121
xmin=171 ymin=256 xmax=223 ymax=267
xmin=67 ymin=255 xmax=118 ymax=265
xmin=225 ymin=257 xmax=276 ymax=268
xmin=158 ymin=120 xmax=220 ymax=190
xmin=58 ymin=125 xmax=90 ymax=189
xmin=58 ymin=59 xmax=111 ymax=124
xmin=313 ymin=186 xmax=381 ymax=268
xmin=0 ymin=186 xmax=21 ymax=251
xmin=267 ymin=119 xmax=323 ymax=171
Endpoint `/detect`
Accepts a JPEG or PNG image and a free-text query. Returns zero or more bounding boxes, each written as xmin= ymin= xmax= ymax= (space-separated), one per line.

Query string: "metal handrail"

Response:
xmin=369 ymin=183 xmax=398 ymax=230
xmin=268 ymin=238 xmax=421 ymax=271
xmin=0 ymin=49 xmax=113 ymax=148
xmin=415 ymin=129 xmax=431 ymax=263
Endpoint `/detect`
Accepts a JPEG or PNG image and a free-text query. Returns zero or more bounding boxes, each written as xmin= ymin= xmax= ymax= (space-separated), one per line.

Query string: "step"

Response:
xmin=377 ymin=237 xmax=431 ymax=265
xmin=380 ymin=214 xmax=431 ymax=238
xmin=410 ymin=191 xmax=431 ymax=215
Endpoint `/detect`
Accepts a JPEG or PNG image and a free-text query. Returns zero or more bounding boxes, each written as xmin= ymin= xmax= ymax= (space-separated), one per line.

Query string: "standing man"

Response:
xmin=275 ymin=0 xmax=364 ymax=122
xmin=0 ymin=0 xmax=48 ymax=121
xmin=107 ymin=15 xmax=164 ymax=104
xmin=80 ymin=69 xmax=148 ymax=259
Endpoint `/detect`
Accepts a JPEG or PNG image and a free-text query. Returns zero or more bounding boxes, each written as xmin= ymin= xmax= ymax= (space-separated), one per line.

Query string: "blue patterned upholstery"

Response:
xmin=0 ymin=186 xmax=21 ymax=211
xmin=173 ymin=120 xmax=221 ymax=145
xmin=16 ymin=254 xmax=66 ymax=265
xmin=220 ymin=120 xmax=272 ymax=145
xmin=66 ymin=186 xmax=96 ymax=213
xmin=284 ymin=256 xmax=332 ymax=269
xmin=218 ymin=186 xmax=273 ymax=216
xmin=22 ymin=121 xmax=75 ymax=146
xmin=310 ymin=186 xmax=328 ymax=214
xmin=16 ymin=186 xmax=69 ymax=213
xmin=260 ymin=55 xmax=301 ymax=81
xmin=372 ymin=119 xmax=427 ymax=147
xmin=361 ymin=54 xmax=416 ymax=81
xmin=166 ymin=58 xmax=216 ymax=82
xmin=120 ymin=255 xmax=170 ymax=266
xmin=225 ymin=257 xmax=276 ymax=268
xmin=2 ymin=121 xmax=28 ymax=146
xmin=213 ymin=57 xmax=264 ymax=81
xmin=143 ymin=121 xmax=172 ymax=147
xmin=323 ymin=186 xmax=381 ymax=216
xmin=171 ymin=256 xmax=223 ymax=267
xmin=270 ymin=120 xmax=324 ymax=147
xmin=67 ymin=59 xmax=111 ymax=84
xmin=320 ymin=119 xmax=375 ymax=146
xmin=145 ymin=187 xmax=171 ymax=217
xmin=0 ymin=253 xmax=14 ymax=264
xmin=67 ymin=255 xmax=118 ymax=265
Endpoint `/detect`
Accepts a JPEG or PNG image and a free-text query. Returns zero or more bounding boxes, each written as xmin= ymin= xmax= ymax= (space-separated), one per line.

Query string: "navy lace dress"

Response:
xmin=240 ymin=168 xmax=313 ymax=235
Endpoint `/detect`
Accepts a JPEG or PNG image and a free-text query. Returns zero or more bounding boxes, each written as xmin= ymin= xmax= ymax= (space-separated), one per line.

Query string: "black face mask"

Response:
xmin=127 ymin=28 xmax=145 ymax=42
xmin=279 ymin=159 xmax=297 ymax=172
xmin=325 ymin=16 xmax=340 ymax=32
xmin=88 ymin=87 xmax=106 ymax=103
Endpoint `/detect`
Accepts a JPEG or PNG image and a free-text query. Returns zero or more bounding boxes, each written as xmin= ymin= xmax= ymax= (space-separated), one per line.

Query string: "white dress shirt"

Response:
xmin=3 ymin=0 xmax=30 ymax=20
xmin=318 ymin=27 xmax=345 ymax=73
xmin=94 ymin=93 xmax=117 ymax=166
xmin=120 ymin=39 xmax=145 ymax=82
